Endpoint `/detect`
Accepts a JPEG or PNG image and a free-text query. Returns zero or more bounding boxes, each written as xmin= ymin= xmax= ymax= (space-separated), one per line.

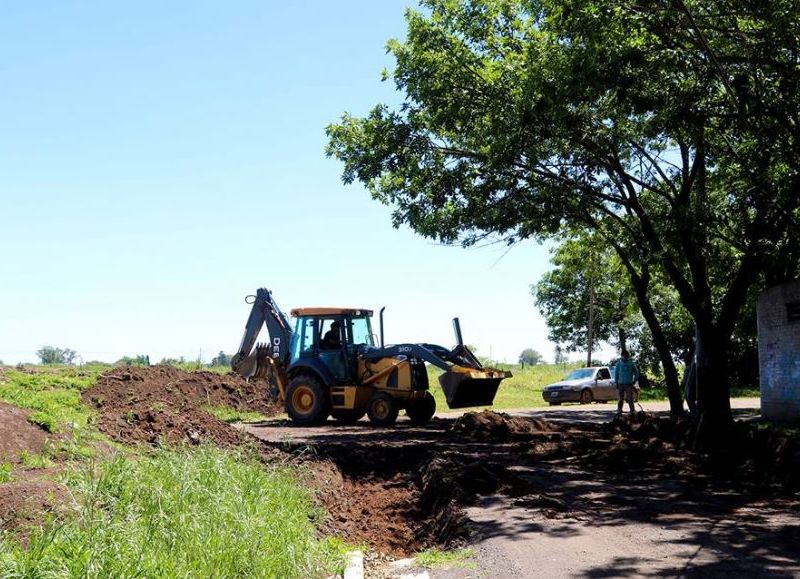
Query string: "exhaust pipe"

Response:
xmin=380 ymin=306 xmax=386 ymax=348
xmin=452 ymin=317 xmax=464 ymax=346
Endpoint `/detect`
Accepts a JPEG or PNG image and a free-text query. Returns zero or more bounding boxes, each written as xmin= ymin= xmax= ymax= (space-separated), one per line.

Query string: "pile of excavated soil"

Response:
xmin=451 ymin=410 xmax=554 ymax=440
xmin=0 ymin=403 xmax=49 ymax=463
xmin=83 ymin=366 xmax=280 ymax=447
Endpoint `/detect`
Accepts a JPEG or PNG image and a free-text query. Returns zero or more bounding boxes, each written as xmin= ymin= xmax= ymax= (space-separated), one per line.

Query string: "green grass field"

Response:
xmin=0 ymin=446 xmax=346 ymax=578
xmin=0 ymin=365 xmax=347 ymax=576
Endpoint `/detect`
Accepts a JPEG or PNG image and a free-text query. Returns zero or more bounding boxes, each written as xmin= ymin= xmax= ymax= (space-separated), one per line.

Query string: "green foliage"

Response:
xmin=327 ymin=0 xmax=800 ymax=417
xmin=534 ymin=231 xmax=693 ymax=374
xmin=18 ymin=451 xmax=52 ymax=470
xmin=0 ymin=367 xmax=100 ymax=436
xmin=26 ymin=411 xmax=57 ymax=433
xmin=518 ymin=348 xmax=543 ymax=366
xmin=35 ymin=347 xmax=77 ymax=365
xmin=210 ymin=351 xmax=232 ymax=367
xmin=0 ymin=463 xmax=12 ymax=484
xmin=534 ymin=232 xmax=624 ymax=354
xmin=0 ymin=447 xmax=346 ymax=578
xmin=203 ymin=405 xmax=269 ymax=424
xmin=115 ymin=354 xmax=150 ymax=366
xmin=415 ymin=547 xmax=477 ymax=570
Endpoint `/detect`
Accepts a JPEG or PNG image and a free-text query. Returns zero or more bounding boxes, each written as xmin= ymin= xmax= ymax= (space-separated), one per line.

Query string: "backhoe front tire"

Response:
xmin=405 ymin=392 xmax=436 ymax=425
xmin=367 ymin=392 xmax=399 ymax=426
xmin=286 ymin=374 xmax=329 ymax=425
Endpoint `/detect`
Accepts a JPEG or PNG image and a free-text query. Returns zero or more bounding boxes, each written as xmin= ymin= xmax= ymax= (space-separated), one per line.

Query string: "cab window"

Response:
xmin=597 ymin=368 xmax=611 ymax=380
xmin=290 ymin=317 xmax=316 ymax=360
xmin=348 ymin=316 xmax=374 ymax=346
xmin=320 ymin=319 xmax=342 ymax=349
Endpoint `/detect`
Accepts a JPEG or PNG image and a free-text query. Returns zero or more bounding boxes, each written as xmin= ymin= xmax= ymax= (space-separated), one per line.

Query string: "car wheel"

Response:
xmin=579 ymin=389 xmax=593 ymax=404
xmin=367 ymin=392 xmax=399 ymax=426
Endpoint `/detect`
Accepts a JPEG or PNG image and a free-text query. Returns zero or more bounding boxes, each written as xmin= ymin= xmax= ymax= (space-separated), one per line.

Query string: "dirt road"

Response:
xmin=243 ymin=399 xmax=799 ymax=578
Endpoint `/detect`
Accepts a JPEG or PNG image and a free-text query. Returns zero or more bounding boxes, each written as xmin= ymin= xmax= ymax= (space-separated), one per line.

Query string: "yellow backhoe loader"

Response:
xmin=231 ymin=288 xmax=511 ymax=426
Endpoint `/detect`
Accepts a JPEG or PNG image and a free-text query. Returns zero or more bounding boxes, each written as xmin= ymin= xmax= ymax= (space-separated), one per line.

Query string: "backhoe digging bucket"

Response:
xmin=439 ymin=368 xmax=511 ymax=409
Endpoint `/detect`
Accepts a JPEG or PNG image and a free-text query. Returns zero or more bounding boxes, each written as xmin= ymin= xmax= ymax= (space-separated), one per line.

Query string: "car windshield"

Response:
xmin=564 ymin=368 xmax=595 ymax=380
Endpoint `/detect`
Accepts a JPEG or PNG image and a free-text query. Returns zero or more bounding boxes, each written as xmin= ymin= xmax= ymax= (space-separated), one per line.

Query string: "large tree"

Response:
xmin=327 ymin=0 xmax=800 ymax=430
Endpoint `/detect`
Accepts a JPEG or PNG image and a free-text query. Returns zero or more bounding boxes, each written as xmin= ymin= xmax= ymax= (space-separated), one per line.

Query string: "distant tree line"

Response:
xmin=116 ymin=355 xmax=150 ymax=367
xmin=36 ymin=346 xmax=78 ymax=365
xmin=32 ymin=347 xmax=233 ymax=369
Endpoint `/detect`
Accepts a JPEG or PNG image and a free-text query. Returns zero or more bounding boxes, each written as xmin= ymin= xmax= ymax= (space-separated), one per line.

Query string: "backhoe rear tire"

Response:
xmin=367 ymin=392 xmax=399 ymax=426
xmin=405 ymin=392 xmax=436 ymax=425
xmin=286 ymin=374 xmax=329 ymax=425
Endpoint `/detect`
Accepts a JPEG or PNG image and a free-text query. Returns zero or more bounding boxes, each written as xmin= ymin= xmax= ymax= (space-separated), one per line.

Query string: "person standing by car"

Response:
xmin=614 ymin=350 xmax=639 ymax=415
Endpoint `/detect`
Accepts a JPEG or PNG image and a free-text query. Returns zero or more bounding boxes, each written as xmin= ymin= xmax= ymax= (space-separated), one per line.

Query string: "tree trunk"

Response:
xmin=628 ymin=276 xmax=683 ymax=415
xmin=694 ymin=321 xmax=733 ymax=440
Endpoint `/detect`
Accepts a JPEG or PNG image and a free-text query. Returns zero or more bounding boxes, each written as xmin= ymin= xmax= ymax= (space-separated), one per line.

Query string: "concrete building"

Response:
xmin=758 ymin=280 xmax=800 ymax=421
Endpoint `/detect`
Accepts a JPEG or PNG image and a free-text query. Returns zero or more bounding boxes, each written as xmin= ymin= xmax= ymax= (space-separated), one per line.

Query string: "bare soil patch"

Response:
xmin=83 ymin=365 xmax=280 ymax=447
xmin=0 ymin=402 xmax=74 ymax=541
xmin=0 ymin=480 xmax=72 ymax=541
xmin=0 ymin=402 xmax=50 ymax=463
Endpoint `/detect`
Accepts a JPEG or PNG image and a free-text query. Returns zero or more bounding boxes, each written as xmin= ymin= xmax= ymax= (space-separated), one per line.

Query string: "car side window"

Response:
xmin=597 ymin=368 xmax=611 ymax=380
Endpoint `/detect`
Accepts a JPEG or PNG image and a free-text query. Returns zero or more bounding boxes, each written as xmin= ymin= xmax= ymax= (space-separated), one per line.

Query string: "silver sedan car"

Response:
xmin=541 ymin=366 xmax=640 ymax=405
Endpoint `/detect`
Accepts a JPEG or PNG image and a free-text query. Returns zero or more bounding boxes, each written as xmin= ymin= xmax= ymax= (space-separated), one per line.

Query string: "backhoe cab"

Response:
xmin=231 ymin=288 xmax=511 ymax=426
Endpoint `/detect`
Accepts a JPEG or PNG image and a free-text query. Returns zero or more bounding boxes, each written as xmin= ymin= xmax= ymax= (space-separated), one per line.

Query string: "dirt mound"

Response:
xmin=0 ymin=403 xmax=49 ymax=463
xmin=451 ymin=410 xmax=553 ymax=440
xmin=83 ymin=366 xmax=280 ymax=447
xmin=0 ymin=481 xmax=72 ymax=540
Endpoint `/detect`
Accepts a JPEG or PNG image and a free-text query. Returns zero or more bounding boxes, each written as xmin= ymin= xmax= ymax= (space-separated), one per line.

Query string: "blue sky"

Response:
xmin=0 ymin=1 xmax=575 ymax=365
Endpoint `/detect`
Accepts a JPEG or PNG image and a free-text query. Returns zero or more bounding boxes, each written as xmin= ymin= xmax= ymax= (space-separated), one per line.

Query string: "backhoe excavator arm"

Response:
xmin=231 ymin=288 xmax=292 ymax=400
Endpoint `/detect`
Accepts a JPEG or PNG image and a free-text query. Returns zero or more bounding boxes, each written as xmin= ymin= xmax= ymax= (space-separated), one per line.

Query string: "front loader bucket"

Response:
xmin=439 ymin=368 xmax=510 ymax=409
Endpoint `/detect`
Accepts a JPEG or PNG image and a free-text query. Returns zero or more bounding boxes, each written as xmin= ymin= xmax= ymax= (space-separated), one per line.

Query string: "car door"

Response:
xmin=595 ymin=367 xmax=613 ymax=400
